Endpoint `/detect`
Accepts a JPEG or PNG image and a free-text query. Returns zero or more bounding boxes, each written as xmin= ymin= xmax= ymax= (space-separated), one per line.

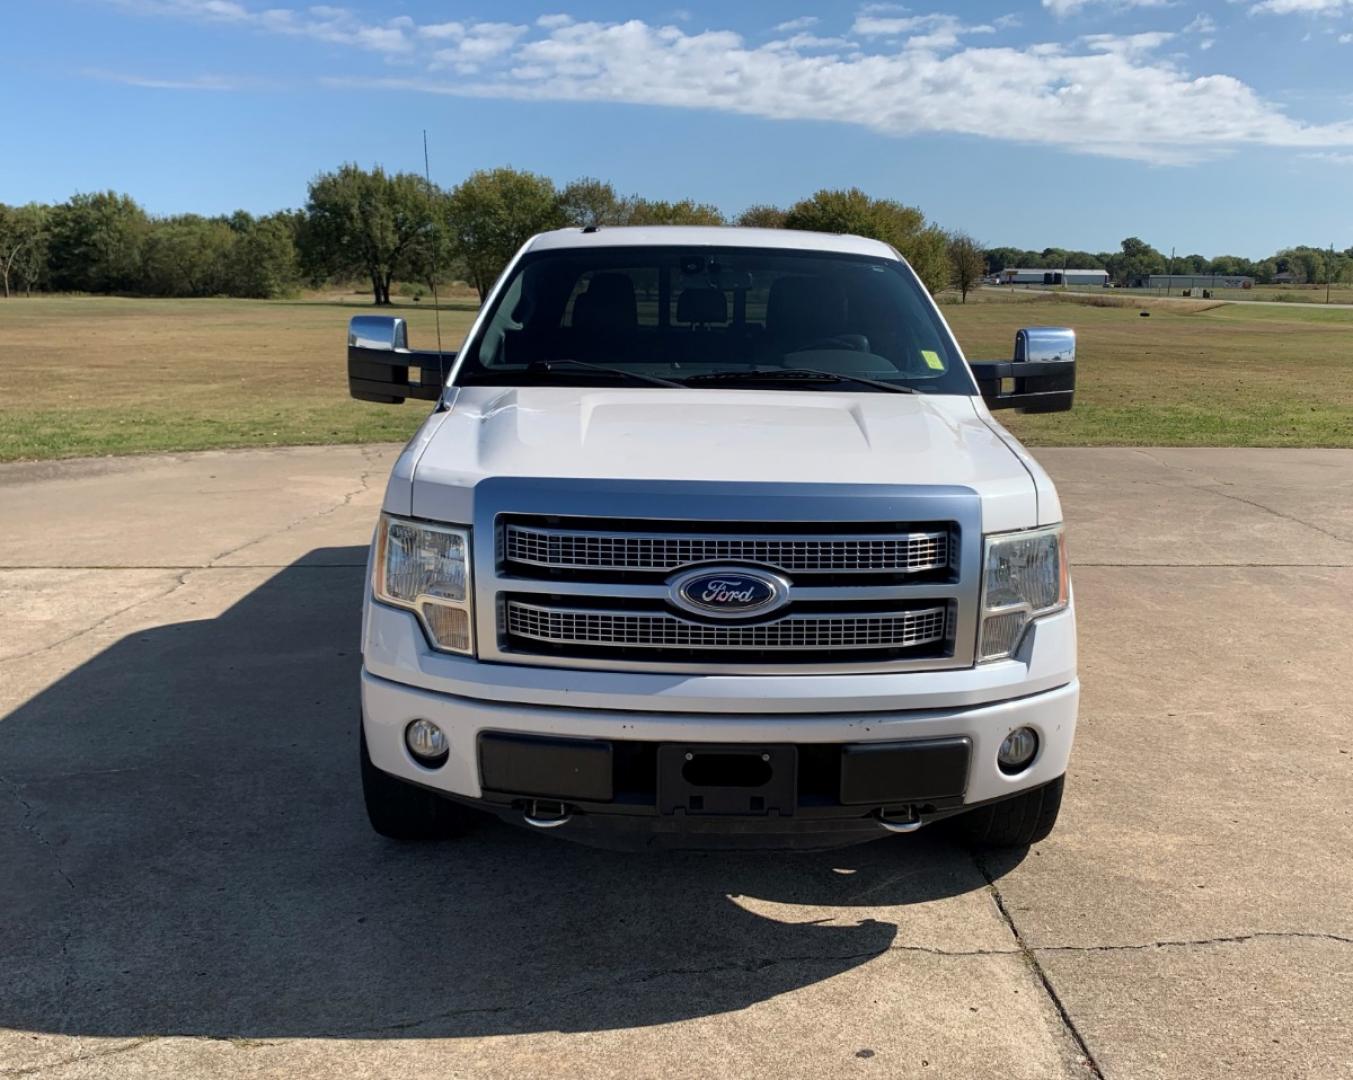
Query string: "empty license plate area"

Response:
xmin=657 ymin=745 xmax=797 ymax=817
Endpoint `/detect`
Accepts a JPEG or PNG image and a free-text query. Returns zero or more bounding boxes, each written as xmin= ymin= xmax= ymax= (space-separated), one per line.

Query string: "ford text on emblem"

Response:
xmin=668 ymin=567 xmax=790 ymax=620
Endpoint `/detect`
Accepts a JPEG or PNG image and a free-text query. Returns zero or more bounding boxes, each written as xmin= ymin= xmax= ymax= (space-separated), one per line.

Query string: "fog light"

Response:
xmin=997 ymin=727 xmax=1038 ymax=774
xmin=405 ymin=719 xmax=448 ymax=765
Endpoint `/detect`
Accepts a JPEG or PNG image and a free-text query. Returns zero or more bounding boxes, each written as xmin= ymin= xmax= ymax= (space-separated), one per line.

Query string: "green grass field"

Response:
xmin=0 ymin=290 xmax=1349 ymax=461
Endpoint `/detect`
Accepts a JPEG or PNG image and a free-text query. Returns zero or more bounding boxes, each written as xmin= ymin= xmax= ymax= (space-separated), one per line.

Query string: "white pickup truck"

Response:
xmin=347 ymin=226 xmax=1078 ymax=850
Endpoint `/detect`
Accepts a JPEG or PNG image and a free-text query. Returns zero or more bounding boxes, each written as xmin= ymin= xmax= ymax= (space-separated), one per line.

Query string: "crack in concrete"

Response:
xmin=205 ymin=458 xmax=375 ymax=566
xmin=1036 ymin=930 xmax=1353 ymax=954
xmin=330 ymin=948 xmax=938 ymax=1037
xmin=0 ymin=1036 xmax=162 ymax=1078
xmin=0 ymin=771 xmax=76 ymax=892
xmin=5 ymin=931 xmax=1348 ymax=1067
xmin=1131 ymin=449 xmax=1353 ymax=547
xmin=974 ymin=853 xmax=1106 ymax=1079
xmin=1 ymin=460 xmax=376 ymax=666
xmin=0 ymin=571 xmax=193 ymax=665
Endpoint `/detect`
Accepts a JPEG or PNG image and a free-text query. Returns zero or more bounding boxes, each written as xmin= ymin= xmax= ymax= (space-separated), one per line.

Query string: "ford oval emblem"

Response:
xmin=668 ymin=567 xmax=790 ymax=620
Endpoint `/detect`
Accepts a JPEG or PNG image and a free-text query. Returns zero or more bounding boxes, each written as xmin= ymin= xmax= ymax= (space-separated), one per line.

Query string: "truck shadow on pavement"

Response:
xmin=1 ymin=547 xmax=1023 ymax=1040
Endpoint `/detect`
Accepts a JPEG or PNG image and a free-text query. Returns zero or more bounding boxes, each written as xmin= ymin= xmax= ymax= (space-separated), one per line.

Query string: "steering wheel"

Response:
xmin=791 ymin=334 xmax=869 ymax=353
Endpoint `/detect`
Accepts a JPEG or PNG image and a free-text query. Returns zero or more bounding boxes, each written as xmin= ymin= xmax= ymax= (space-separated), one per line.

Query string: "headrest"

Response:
xmin=675 ymin=286 xmax=728 ymax=325
xmin=572 ymin=273 xmax=637 ymax=332
xmin=766 ymin=276 xmax=848 ymax=341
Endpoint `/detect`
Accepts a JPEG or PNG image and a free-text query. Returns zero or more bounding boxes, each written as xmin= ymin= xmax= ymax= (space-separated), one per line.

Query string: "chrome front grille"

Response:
xmin=506 ymin=601 xmax=949 ymax=653
xmin=482 ymin=495 xmax=977 ymax=674
xmin=503 ymin=523 xmax=949 ymax=575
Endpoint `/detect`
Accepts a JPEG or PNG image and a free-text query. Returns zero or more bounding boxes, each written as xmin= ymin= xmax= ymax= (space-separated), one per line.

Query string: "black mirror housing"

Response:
xmin=347 ymin=315 xmax=452 ymax=404
xmin=970 ymin=327 xmax=1076 ymax=413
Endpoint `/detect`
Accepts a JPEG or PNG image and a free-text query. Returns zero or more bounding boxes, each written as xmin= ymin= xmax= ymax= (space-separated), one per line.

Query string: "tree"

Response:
xmin=0 ymin=203 xmax=49 ymax=297
xmin=983 ymin=246 xmax=1025 ymax=273
xmin=46 ymin=191 xmax=149 ymax=293
xmin=735 ymin=204 xmax=787 ymax=229
xmin=140 ymin=215 xmax=236 ymax=297
xmin=783 ymin=188 xmax=949 ymax=293
xmin=559 ymin=177 xmax=628 ymax=228
xmin=622 ymin=198 xmax=725 ymax=226
xmin=947 ymin=231 xmax=985 ymax=302
xmin=445 ymin=167 xmax=567 ymax=300
xmin=1207 ymin=255 xmax=1257 ymax=278
xmin=1113 ymin=236 xmax=1166 ymax=285
xmin=303 ymin=164 xmax=435 ymax=305
xmin=227 ymin=213 xmax=300 ymax=298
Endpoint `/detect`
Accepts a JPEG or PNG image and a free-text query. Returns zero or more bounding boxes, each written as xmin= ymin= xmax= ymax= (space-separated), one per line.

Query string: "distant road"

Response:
xmin=979 ymin=285 xmax=1353 ymax=311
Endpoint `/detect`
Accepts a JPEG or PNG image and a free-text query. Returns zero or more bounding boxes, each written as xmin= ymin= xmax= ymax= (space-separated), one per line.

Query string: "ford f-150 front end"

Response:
xmin=348 ymin=226 xmax=1078 ymax=850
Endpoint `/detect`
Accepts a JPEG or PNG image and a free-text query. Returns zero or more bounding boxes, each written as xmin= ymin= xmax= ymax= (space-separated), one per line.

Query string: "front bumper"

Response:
xmin=361 ymin=666 xmax=1079 ymax=844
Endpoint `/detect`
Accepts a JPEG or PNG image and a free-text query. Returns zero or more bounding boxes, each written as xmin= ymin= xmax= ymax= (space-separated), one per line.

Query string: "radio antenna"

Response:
xmin=422 ymin=128 xmax=447 ymax=393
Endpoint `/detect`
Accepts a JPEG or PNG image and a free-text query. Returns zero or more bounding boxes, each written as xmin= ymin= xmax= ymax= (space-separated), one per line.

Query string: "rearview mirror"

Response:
xmin=969 ymin=326 xmax=1076 ymax=413
xmin=347 ymin=315 xmax=453 ymax=404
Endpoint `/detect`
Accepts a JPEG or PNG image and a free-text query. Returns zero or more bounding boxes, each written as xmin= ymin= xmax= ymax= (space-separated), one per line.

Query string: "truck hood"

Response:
xmin=402 ymin=386 xmax=1043 ymax=532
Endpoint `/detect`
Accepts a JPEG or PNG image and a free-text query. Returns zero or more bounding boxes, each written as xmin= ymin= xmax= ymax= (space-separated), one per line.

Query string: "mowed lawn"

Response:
xmin=0 ymin=291 xmax=1350 ymax=461
xmin=948 ymin=293 xmax=1353 ymax=446
xmin=0 ymin=295 xmax=478 ymax=462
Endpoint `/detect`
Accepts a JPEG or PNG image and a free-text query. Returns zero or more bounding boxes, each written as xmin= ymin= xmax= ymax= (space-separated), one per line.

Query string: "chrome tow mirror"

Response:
xmin=970 ymin=326 xmax=1076 ymax=413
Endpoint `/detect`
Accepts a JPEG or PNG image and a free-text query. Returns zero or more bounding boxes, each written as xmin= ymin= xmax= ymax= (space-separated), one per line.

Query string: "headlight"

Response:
xmin=373 ymin=514 xmax=473 ymax=655
xmin=978 ymin=525 xmax=1068 ymax=662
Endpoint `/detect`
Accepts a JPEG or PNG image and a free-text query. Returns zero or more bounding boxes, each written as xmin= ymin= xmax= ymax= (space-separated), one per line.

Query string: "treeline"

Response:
xmin=985 ymin=237 xmax=1353 ymax=287
xmin=2 ymin=166 xmax=1348 ymax=302
xmin=0 ymin=196 xmax=301 ymax=300
xmin=0 ymin=167 xmax=972 ymax=303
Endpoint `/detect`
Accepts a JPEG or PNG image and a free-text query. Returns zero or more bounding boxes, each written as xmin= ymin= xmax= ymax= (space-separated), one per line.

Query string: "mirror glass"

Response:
xmin=349 ymin=315 xmax=408 ymax=352
xmin=1014 ymin=327 xmax=1075 ymax=363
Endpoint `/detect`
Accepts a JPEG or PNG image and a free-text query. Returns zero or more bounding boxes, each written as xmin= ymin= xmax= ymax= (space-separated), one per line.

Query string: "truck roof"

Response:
xmin=525 ymin=226 xmax=900 ymax=259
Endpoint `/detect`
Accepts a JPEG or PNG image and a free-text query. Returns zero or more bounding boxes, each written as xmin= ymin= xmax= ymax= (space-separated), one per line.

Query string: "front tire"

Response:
xmin=360 ymin=725 xmax=475 ymax=841
xmin=952 ymin=775 xmax=1064 ymax=848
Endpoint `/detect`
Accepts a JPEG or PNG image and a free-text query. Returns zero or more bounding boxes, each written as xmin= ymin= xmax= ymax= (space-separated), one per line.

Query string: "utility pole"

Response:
xmin=1329 ymin=242 xmax=1335 ymax=305
xmin=1166 ymin=246 xmax=1175 ymax=297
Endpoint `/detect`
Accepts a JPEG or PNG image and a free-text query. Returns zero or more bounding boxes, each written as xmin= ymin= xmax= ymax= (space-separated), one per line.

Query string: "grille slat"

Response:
xmin=506 ymin=601 xmax=949 ymax=652
xmin=504 ymin=524 xmax=948 ymax=575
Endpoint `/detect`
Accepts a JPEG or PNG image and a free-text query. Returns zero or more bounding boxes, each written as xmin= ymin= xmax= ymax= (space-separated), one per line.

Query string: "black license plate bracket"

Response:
xmin=657 ymin=744 xmax=797 ymax=817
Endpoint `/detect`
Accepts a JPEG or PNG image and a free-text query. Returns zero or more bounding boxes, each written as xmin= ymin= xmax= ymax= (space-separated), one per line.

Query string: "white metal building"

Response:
xmin=998 ymin=268 xmax=1109 ymax=287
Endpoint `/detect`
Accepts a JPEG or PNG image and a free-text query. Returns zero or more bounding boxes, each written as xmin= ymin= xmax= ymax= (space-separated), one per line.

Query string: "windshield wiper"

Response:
xmin=527 ymin=358 xmax=684 ymax=389
xmin=683 ymin=368 xmax=916 ymax=394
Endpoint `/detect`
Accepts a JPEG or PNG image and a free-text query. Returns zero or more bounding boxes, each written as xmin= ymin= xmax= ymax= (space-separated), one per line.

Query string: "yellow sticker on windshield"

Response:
xmin=921 ymin=350 xmax=945 ymax=370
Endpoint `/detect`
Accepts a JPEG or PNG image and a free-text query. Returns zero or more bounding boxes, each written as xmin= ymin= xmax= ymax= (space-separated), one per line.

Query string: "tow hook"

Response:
xmin=522 ymin=799 xmax=573 ymax=829
xmin=876 ymin=808 xmax=925 ymax=834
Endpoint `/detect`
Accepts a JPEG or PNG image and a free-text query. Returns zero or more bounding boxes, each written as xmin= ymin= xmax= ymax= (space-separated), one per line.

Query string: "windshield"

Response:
xmin=453 ymin=245 xmax=976 ymax=395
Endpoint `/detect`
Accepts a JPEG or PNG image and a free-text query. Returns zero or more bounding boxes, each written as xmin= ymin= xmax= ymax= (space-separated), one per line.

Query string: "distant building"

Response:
xmin=1137 ymin=273 xmax=1254 ymax=290
xmin=998 ymin=268 xmax=1109 ymax=287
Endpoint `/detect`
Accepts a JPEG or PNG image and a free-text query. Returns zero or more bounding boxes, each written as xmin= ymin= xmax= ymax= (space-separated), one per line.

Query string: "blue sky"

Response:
xmin=2 ymin=0 xmax=1351 ymax=257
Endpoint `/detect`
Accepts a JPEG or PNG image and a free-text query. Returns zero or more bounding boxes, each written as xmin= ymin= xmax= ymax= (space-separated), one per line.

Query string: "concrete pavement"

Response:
xmin=1 ymin=445 xmax=1350 ymax=1079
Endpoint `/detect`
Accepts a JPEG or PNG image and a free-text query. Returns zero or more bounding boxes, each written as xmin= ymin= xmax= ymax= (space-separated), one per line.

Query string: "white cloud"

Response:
xmin=774 ymin=16 xmax=819 ymax=32
xmin=111 ymin=0 xmax=416 ymax=53
xmin=1301 ymin=151 xmax=1353 ymax=162
xmin=84 ymin=67 xmax=256 ymax=90
xmin=1250 ymin=0 xmax=1350 ymax=13
xmin=1184 ymin=13 xmax=1217 ymax=33
xmin=766 ymin=33 xmax=853 ymax=51
xmin=103 ymin=3 xmax=1353 ymax=166
xmin=1341 ymin=31 xmax=1353 ymax=40
xmin=1082 ymin=30 xmax=1176 ymax=54
xmin=1043 ymin=0 xmax=1173 ymax=17
xmin=427 ymin=21 xmax=527 ymax=71
xmin=419 ymin=21 xmax=465 ymax=40
xmin=851 ymin=12 xmax=995 ymax=50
